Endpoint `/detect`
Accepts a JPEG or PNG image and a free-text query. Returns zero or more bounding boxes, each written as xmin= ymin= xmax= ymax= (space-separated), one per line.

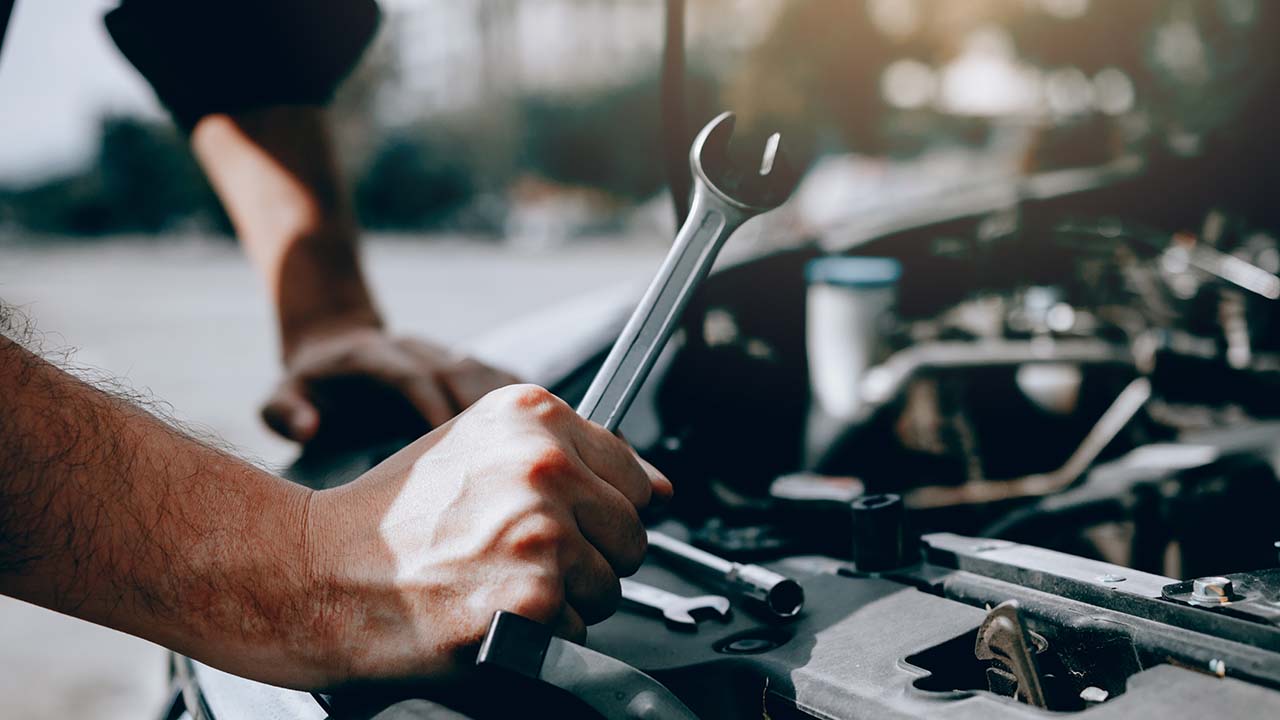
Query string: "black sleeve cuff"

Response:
xmin=105 ymin=0 xmax=381 ymax=131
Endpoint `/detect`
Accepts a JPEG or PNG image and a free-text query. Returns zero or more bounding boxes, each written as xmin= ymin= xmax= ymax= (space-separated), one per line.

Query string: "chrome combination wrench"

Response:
xmin=575 ymin=111 xmax=805 ymax=620
xmin=575 ymin=111 xmax=799 ymax=432
xmin=619 ymin=578 xmax=731 ymax=630
xmin=478 ymin=112 xmax=801 ymax=720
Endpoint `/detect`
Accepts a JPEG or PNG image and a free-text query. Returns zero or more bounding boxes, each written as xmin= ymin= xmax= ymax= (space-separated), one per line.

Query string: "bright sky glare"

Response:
xmin=0 ymin=0 xmax=162 ymax=185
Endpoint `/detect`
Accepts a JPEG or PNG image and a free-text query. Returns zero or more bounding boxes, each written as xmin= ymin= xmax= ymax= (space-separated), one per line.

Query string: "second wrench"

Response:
xmin=620 ymin=578 xmax=731 ymax=630
xmin=646 ymin=530 xmax=804 ymax=620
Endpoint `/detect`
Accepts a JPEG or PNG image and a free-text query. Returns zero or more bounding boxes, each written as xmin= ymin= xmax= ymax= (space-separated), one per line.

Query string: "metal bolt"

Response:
xmin=1098 ymin=573 xmax=1126 ymax=584
xmin=1191 ymin=576 xmax=1234 ymax=606
xmin=1079 ymin=686 xmax=1109 ymax=705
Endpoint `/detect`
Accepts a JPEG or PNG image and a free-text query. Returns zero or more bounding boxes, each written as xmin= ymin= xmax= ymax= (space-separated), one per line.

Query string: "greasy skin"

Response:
xmin=191 ymin=106 xmax=517 ymax=443
xmin=0 ymin=331 xmax=668 ymax=690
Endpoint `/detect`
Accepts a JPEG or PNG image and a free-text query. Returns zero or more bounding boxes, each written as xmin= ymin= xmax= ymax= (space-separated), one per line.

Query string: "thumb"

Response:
xmin=262 ymin=381 xmax=321 ymax=443
xmin=635 ymin=452 xmax=673 ymax=505
xmin=617 ymin=431 xmax=673 ymax=504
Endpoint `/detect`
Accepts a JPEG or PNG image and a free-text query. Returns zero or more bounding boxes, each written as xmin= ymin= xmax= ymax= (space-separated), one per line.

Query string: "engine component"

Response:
xmin=849 ymin=492 xmax=906 ymax=572
xmin=647 ymin=529 xmax=804 ymax=621
xmin=619 ymin=578 xmax=731 ymax=629
xmin=974 ymin=601 xmax=1049 ymax=708
xmin=476 ymin=611 xmax=699 ymax=720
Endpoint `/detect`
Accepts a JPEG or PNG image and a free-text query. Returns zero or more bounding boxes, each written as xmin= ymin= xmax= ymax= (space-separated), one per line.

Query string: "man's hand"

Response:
xmin=304 ymin=384 xmax=672 ymax=685
xmin=190 ymin=107 xmax=519 ymax=442
xmin=0 ymin=331 xmax=669 ymax=690
xmin=262 ymin=326 xmax=520 ymax=443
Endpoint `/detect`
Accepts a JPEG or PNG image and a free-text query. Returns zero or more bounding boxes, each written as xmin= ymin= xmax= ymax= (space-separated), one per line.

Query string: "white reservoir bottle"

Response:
xmin=805 ymin=256 xmax=901 ymax=421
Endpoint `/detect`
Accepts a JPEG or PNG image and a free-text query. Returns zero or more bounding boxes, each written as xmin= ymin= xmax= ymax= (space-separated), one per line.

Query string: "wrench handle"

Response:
xmin=577 ymin=188 xmax=744 ymax=432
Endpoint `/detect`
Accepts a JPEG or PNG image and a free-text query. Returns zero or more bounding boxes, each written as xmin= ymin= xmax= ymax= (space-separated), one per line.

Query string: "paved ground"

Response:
xmin=0 ymin=236 xmax=663 ymax=719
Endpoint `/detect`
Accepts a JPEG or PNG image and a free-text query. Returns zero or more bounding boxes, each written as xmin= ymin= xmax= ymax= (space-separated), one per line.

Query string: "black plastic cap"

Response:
xmin=850 ymin=493 xmax=906 ymax=572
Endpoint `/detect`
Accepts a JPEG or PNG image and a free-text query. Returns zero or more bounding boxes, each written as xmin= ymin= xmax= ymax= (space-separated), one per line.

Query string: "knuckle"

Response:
xmin=509 ymin=575 xmax=564 ymax=622
xmin=511 ymin=384 xmax=566 ymax=420
xmin=512 ymin=383 xmax=552 ymax=405
xmin=507 ymin=513 xmax=572 ymax=558
xmin=524 ymin=445 xmax=577 ymax=487
xmin=481 ymin=382 xmax=518 ymax=405
xmin=333 ymin=339 xmax=369 ymax=367
xmin=424 ymin=367 xmax=452 ymax=393
xmin=451 ymin=356 xmax=484 ymax=374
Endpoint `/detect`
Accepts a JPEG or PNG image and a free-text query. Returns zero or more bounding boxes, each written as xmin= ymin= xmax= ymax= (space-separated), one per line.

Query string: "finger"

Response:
xmin=441 ymin=359 xmax=521 ymax=410
xmin=635 ymin=453 xmax=674 ymax=504
xmin=613 ymin=432 xmax=672 ymax=502
xmin=549 ymin=604 xmax=587 ymax=644
xmin=261 ymin=380 xmax=320 ymax=443
xmin=399 ymin=375 xmax=459 ymax=428
xmin=301 ymin=342 xmax=459 ymax=427
xmin=399 ymin=338 xmax=521 ymax=410
xmin=572 ymin=479 xmax=647 ymax=577
xmin=563 ymin=541 xmax=622 ymax=625
xmin=568 ymin=419 xmax=655 ymax=509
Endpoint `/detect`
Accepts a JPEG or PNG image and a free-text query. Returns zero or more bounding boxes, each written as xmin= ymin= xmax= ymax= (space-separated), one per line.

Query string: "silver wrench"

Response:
xmin=574 ymin=111 xmax=805 ymax=620
xmin=576 ymin=111 xmax=799 ymax=432
xmin=620 ymin=578 xmax=731 ymax=629
xmin=476 ymin=113 xmax=797 ymax=720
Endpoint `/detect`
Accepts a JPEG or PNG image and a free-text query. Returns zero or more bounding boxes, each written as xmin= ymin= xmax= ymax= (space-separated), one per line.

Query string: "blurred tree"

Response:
xmin=518 ymin=69 xmax=720 ymax=200
xmin=95 ymin=116 xmax=223 ymax=232
xmin=354 ymin=126 xmax=476 ymax=230
xmin=0 ymin=115 xmax=224 ymax=237
xmin=726 ymin=1 xmax=893 ymax=158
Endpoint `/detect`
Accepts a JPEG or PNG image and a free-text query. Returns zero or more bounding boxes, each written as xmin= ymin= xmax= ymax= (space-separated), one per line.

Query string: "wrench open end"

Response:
xmin=692 ymin=112 xmax=800 ymax=213
xmin=576 ymin=110 xmax=803 ymax=433
xmin=759 ymin=133 xmax=781 ymax=176
xmin=697 ymin=595 xmax=733 ymax=620
xmin=662 ymin=595 xmax=732 ymax=630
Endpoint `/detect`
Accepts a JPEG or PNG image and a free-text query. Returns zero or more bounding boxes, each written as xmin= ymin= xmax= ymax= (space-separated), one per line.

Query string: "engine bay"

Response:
xmin=211 ymin=160 xmax=1280 ymax=720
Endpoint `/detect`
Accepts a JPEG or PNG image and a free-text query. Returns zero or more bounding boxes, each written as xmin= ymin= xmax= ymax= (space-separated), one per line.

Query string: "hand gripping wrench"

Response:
xmin=620 ymin=578 xmax=731 ymax=629
xmin=478 ymin=113 xmax=800 ymax=720
xmin=576 ymin=111 xmax=805 ymax=620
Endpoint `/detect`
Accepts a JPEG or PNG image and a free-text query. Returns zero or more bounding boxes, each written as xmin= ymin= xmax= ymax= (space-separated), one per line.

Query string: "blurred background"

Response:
xmin=0 ymin=0 xmax=1273 ymax=717
xmin=6 ymin=0 xmax=1268 ymax=243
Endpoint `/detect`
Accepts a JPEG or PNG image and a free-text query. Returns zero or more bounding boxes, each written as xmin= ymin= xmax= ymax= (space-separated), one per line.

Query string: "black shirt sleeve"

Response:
xmin=104 ymin=0 xmax=381 ymax=131
xmin=0 ymin=1 xmax=14 ymax=61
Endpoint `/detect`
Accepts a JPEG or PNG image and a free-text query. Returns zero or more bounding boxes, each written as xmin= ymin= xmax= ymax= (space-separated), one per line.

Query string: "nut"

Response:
xmin=1190 ymin=576 xmax=1234 ymax=606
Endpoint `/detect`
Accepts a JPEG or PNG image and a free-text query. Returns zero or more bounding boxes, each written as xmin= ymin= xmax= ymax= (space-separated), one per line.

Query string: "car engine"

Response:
xmin=166 ymin=2 xmax=1280 ymax=716
xmin=164 ymin=160 xmax=1280 ymax=720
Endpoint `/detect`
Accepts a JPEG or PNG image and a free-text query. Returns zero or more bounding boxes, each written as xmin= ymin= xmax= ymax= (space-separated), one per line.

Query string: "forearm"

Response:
xmin=0 ymin=335 xmax=324 ymax=687
xmin=190 ymin=106 xmax=381 ymax=360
